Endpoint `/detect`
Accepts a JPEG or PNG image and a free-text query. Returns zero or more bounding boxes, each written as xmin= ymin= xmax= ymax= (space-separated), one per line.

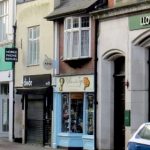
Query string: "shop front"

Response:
xmin=53 ymin=75 xmax=94 ymax=150
xmin=0 ymin=47 xmax=13 ymax=141
xmin=16 ymin=74 xmax=53 ymax=146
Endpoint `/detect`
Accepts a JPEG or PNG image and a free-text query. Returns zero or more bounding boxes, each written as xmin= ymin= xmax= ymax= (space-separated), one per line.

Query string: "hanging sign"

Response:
xmin=5 ymin=48 xmax=18 ymax=62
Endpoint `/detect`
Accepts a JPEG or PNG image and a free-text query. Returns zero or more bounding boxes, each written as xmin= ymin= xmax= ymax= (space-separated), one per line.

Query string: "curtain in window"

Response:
xmin=81 ymin=30 xmax=89 ymax=57
xmin=72 ymin=31 xmax=79 ymax=58
xmin=66 ymin=32 xmax=71 ymax=58
xmin=28 ymin=26 xmax=39 ymax=65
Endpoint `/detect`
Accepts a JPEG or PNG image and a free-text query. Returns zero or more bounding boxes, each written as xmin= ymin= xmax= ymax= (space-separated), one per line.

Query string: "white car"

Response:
xmin=128 ymin=123 xmax=150 ymax=150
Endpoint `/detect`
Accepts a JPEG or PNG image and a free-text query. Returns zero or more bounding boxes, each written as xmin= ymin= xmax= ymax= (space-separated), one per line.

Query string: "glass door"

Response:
xmin=0 ymin=84 xmax=9 ymax=137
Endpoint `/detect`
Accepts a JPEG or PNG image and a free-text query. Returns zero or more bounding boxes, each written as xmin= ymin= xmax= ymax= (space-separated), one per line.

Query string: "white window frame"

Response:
xmin=0 ymin=0 xmax=8 ymax=42
xmin=27 ymin=26 xmax=40 ymax=66
xmin=64 ymin=16 xmax=91 ymax=60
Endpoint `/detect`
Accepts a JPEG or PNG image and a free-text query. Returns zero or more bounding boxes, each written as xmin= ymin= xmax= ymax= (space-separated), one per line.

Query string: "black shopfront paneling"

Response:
xmin=16 ymin=74 xmax=52 ymax=146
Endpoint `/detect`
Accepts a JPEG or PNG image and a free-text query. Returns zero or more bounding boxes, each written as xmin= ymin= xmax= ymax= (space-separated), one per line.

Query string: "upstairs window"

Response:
xmin=27 ymin=26 xmax=40 ymax=66
xmin=0 ymin=1 xmax=8 ymax=42
xmin=64 ymin=16 xmax=90 ymax=60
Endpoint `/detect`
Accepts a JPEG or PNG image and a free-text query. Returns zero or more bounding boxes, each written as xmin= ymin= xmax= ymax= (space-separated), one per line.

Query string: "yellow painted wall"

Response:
xmin=15 ymin=0 xmax=54 ymax=87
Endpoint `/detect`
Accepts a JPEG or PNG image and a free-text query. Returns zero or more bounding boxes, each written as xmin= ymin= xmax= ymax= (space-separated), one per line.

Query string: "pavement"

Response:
xmin=0 ymin=138 xmax=66 ymax=150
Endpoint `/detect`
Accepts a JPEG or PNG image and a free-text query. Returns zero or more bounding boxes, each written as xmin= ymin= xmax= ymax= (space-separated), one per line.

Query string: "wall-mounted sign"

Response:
xmin=5 ymin=48 xmax=18 ymax=62
xmin=43 ymin=55 xmax=52 ymax=70
xmin=23 ymin=74 xmax=51 ymax=87
xmin=124 ymin=110 xmax=130 ymax=126
xmin=129 ymin=13 xmax=150 ymax=30
xmin=56 ymin=75 xmax=94 ymax=92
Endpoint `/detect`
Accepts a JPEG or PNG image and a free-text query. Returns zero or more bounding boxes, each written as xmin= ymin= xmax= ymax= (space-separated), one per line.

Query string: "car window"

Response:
xmin=138 ymin=124 xmax=150 ymax=140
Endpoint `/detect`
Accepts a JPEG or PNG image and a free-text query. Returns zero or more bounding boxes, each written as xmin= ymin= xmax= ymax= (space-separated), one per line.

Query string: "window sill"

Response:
xmin=62 ymin=57 xmax=92 ymax=68
xmin=26 ymin=64 xmax=40 ymax=67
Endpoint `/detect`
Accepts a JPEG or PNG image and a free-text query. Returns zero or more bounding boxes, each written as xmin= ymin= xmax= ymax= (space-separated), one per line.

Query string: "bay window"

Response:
xmin=64 ymin=16 xmax=90 ymax=60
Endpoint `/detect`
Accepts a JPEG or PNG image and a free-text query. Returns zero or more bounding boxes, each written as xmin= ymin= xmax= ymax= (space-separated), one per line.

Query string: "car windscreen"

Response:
xmin=138 ymin=124 xmax=150 ymax=140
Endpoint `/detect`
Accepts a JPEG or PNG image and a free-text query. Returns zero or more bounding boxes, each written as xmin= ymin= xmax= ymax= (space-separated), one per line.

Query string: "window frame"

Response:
xmin=27 ymin=26 xmax=40 ymax=66
xmin=64 ymin=16 xmax=91 ymax=60
xmin=0 ymin=0 xmax=8 ymax=42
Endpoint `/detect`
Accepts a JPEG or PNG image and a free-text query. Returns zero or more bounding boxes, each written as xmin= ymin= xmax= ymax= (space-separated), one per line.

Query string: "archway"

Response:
xmin=103 ymin=49 xmax=125 ymax=150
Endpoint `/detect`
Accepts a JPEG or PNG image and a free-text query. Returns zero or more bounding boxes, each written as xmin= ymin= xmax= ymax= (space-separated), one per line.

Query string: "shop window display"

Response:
xmin=62 ymin=93 xmax=83 ymax=133
xmin=86 ymin=94 xmax=94 ymax=135
xmin=62 ymin=93 xmax=94 ymax=135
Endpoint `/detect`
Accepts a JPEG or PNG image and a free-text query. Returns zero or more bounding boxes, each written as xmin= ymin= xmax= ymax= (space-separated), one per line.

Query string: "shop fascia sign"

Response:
xmin=57 ymin=75 xmax=94 ymax=92
xmin=129 ymin=13 xmax=150 ymax=30
xmin=23 ymin=74 xmax=51 ymax=87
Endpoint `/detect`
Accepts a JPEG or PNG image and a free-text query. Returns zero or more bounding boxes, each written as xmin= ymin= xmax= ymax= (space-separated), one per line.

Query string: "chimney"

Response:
xmin=108 ymin=0 xmax=114 ymax=8
xmin=54 ymin=0 xmax=61 ymax=9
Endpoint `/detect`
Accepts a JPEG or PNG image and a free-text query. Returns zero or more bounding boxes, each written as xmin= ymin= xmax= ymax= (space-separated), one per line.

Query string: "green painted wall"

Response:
xmin=0 ymin=47 xmax=12 ymax=71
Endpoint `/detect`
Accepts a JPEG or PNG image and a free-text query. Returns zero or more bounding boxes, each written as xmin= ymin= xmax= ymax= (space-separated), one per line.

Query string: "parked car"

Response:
xmin=128 ymin=123 xmax=150 ymax=150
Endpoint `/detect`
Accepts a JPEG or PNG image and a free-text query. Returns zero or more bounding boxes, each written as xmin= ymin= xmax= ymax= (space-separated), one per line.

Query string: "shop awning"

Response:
xmin=16 ymin=86 xmax=52 ymax=95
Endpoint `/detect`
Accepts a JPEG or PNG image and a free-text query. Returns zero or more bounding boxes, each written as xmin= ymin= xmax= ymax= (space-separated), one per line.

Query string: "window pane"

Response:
xmin=86 ymin=94 xmax=94 ymax=135
xmin=73 ymin=18 xmax=79 ymax=28
xmin=28 ymin=26 xmax=39 ymax=65
xmin=2 ymin=98 xmax=9 ymax=132
xmin=72 ymin=31 xmax=79 ymax=58
xmin=81 ymin=30 xmax=89 ymax=57
xmin=66 ymin=32 xmax=71 ymax=58
xmin=67 ymin=19 xmax=71 ymax=29
xmin=62 ymin=93 xmax=83 ymax=133
xmin=70 ymin=99 xmax=83 ymax=133
xmin=81 ymin=17 xmax=89 ymax=27
xmin=62 ymin=94 xmax=70 ymax=132
xmin=0 ymin=1 xmax=8 ymax=41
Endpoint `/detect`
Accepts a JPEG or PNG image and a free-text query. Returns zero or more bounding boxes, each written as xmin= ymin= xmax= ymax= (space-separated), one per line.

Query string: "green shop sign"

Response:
xmin=124 ymin=110 xmax=130 ymax=126
xmin=129 ymin=13 xmax=150 ymax=30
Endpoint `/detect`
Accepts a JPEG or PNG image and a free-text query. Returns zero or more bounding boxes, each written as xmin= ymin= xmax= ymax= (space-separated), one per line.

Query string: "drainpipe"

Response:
xmin=12 ymin=22 xmax=17 ymax=140
xmin=94 ymin=19 xmax=98 ymax=150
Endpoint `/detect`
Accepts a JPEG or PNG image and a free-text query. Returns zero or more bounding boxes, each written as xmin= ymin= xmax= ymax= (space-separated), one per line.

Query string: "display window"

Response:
xmin=62 ymin=92 xmax=94 ymax=135
xmin=86 ymin=93 xmax=94 ymax=135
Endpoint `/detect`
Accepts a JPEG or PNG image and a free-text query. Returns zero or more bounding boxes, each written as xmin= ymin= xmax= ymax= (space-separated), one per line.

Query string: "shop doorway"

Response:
xmin=0 ymin=84 xmax=9 ymax=137
xmin=25 ymin=94 xmax=52 ymax=146
xmin=114 ymin=57 xmax=125 ymax=150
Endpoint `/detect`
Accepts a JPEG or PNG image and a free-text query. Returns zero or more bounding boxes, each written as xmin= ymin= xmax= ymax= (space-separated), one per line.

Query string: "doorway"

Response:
xmin=114 ymin=57 xmax=125 ymax=150
xmin=25 ymin=94 xmax=52 ymax=146
xmin=0 ymin=84 xmax=9 ymax=137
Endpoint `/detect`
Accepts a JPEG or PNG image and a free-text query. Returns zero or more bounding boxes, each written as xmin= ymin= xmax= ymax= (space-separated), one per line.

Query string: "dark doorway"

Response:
xmin=25 ymin=94 xmax=52 ymax=146
xmin=114 ymin=57 xmax=125 ymax=150
xmin=26 ymin=95 xmax=44 ymax=145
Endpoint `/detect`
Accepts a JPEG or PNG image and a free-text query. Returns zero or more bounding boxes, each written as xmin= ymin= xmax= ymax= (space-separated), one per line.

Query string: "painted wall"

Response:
xmin=97 ymin=14 xmax=149 ymax=150
xmin=15 ymin=0 xmax=54 ymax=87
xmin=14 ymin=0 xmax=54 ymax=140
xmin=0 ymin=47 xmax=12 ymax=71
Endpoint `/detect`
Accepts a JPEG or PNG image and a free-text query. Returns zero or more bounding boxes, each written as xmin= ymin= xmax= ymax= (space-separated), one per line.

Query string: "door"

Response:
xmin=26 ymin=95 xmax=44 ymax=145
xmin=0 ymin=84 xmax=9 ymax=137
xmin=26 ymin=94 xmax=52 ymax=145
xmin=114 ymin=57 xmax=125 ymax=150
